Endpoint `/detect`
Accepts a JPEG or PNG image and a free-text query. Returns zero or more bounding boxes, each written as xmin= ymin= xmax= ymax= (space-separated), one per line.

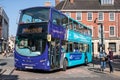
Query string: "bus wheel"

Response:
xmin=62 ymin=59 xmax=67 ymax=71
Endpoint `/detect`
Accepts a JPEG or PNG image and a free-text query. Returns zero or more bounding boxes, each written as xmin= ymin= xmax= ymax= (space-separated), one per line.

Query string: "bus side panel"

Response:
xmin=87 ymin=52 xmax=92 ymax=63
xmin=65 ymin=52 xmax=85 ymax=67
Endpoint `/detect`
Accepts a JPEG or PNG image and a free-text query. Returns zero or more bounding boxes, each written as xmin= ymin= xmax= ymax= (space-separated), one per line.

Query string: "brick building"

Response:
xmin=0 ymin=7 xmax=9 ymax=53
xmin=55 ymin=0 xmax=120 ymax=56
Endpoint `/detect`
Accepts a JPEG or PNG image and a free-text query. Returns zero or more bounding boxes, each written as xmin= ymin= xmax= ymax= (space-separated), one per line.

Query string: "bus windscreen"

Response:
xmin=19 ymin=7 xmax=50 ymax=23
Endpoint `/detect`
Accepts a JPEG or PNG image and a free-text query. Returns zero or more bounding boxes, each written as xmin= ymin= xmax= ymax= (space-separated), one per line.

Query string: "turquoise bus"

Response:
xmin=61 ymin=17 xmax=92 ymax=71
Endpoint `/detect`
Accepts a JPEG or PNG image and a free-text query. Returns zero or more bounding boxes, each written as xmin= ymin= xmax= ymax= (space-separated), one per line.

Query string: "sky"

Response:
xmin=0 ymin=0 xmax=55 ymax=36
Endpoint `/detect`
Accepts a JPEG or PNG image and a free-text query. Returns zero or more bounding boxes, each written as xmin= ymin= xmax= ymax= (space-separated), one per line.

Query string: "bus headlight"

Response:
xmin=47 ymin=61 xmax=49 ymax=66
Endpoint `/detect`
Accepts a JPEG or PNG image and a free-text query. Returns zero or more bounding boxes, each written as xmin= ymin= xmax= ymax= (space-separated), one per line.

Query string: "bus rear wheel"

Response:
xmin=62 ymin=59 xmax=67 ymax=71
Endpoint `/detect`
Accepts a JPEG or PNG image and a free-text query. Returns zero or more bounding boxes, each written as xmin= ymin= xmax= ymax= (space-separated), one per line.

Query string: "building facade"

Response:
xmin=8 ymin=35 xmax=15 ymax=53
xmin=55 ymin=0 xmax=120 ymax=56
xmin=0 ymin=7 xmax=9 ymax=53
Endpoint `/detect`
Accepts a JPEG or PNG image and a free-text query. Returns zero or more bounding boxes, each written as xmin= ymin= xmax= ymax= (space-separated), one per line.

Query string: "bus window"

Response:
xmin=76 ymin=23 xmax=79 ymax=32
xmin=79 ymin=24 xmax=84 ymax=34
xmin=83 ymin=44 xmax=89 ymax=52
xmin=22 ymin=14 xmax=32 ymax=23
xmin=18 ymin=39 xmax=27 ymax=48
xmin=74 ymin=43 xmax=79 ymax=52
xmin=73 ymin=21 xmax=77 ymax=31
xmin=69 ymin=42 xmax=74 ymax=52
xmin=16 ymin=37 xmax=46 ymax=56
xmin=79 ymin=43 xmax=83 ymax=52
xmin=61 ymin=15 xmax=68 ymax=28
xmin=52 ymin=10 xmax=61 ymax=26
xmin=68 ymin=19 xmax=73 ymax=30
xmin=19 ymin=8 xmax=49 ymax=23
xmin=69 ymin=23 xmax=73 ymax=30
xmin=66 ymin=42 xmax=69 ymax=52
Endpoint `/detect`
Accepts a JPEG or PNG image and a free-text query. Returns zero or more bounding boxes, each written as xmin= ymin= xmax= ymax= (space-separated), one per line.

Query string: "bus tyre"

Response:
xmin=62 ymin=59 xmax=67 ymax=71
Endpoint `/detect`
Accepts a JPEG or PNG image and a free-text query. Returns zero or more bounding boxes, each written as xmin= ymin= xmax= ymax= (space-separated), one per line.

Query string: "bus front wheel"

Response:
xmin=62 ymin=59 xmax=67 ymax=71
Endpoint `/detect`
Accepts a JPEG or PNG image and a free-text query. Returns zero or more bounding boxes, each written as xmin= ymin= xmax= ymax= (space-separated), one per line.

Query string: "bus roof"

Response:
xmin=20 ymin=6 xmax=91 ymax=31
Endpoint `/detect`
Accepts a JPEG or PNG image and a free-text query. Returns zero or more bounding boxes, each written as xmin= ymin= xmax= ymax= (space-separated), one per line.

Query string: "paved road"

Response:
xmin=0 ymin=54 xmax=120 ymax=80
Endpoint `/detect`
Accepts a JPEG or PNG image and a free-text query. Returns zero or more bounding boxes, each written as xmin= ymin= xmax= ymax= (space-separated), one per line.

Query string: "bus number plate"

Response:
xmin=25 ymin=66 xmax=33 ymax=69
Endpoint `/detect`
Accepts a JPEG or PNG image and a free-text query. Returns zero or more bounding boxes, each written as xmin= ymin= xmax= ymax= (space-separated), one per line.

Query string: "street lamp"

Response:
xmin=94 ymin=18 xmax=104 ymax=53
xmin=98 ymin=23 xmax=104 ymax=53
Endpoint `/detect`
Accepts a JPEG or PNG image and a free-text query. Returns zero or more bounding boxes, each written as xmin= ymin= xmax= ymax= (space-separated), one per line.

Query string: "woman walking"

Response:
xmin=99 ymin=50 xmax=107 ymax=71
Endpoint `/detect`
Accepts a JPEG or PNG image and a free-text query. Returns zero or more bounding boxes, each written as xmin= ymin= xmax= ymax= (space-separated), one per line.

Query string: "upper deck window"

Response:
xmin=19 ymin=7 xmax=50 ymax=23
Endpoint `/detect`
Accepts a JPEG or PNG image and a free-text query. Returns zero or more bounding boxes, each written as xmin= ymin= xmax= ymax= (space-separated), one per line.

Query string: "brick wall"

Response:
xmin=67 ymin=11 xmax=119 ymax=39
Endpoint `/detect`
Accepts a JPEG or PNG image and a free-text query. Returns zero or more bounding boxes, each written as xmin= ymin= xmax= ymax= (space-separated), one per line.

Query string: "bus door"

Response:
xmin=49 ymin=39 xmax=61 ymax=69
xmin=55 ymin=39 xmax=61 ymax=68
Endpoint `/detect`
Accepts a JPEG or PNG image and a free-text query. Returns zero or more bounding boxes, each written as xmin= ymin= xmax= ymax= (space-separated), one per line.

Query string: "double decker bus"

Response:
xmin=62 ymin=17 xmax=92 ymax=71
xmin=14 ymin=7 xmax=92 ymax=71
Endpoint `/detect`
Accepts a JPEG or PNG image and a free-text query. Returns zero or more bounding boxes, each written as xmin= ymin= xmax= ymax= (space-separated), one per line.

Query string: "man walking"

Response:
xmin=108 ymin=47 xmax=114 ymax=73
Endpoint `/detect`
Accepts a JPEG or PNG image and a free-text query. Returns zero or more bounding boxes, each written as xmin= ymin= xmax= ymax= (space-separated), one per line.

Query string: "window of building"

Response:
xmin=87 ymin=12 xmax=93 ymax=21
xmin=101 ymin=0 xmax=114 ymax=5
xmin=109 ymin=26 xmax=115 ymax=36
xmin=109 ymin=12 xmax=115 ymax=21
xmin=76 ymin=12 xmax=82 ymax=21
xmin=109 ymin=43 xmax=116 ymax=52
xmin=98 ymin=12 xmax=104 ymax=21
xmin=97 ymin=42 xmax=105 ymax=52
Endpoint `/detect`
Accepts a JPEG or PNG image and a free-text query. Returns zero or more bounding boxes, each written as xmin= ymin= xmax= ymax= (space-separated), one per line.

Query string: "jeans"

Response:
xmin=100 ymin=61 xmax=106 ymax=70
xmin=108 ymin=60 xmax=114 ymax=73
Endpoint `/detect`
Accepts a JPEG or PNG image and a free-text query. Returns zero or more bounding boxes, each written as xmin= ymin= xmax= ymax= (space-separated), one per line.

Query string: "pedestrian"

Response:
xmin=3 ymin=49 xmax=7 ymax=57
xmin=99 ymin=50 xmax=107 ymax=71
xmin=107 ymin=47 xmax=114 ymax=73
xmin=60 ymin=45 xmax=66 ymax=68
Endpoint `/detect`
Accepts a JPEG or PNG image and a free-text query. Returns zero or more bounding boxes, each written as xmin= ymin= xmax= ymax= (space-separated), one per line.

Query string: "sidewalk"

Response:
xmin=88 ymin=64 xmax=120 ymax=77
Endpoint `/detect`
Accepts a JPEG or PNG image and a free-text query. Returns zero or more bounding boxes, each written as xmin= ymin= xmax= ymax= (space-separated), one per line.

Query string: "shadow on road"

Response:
xmin=15 ymin=64 xmax=86 ymax=74
xmin=0 ymin=62 xmax=7 ymax=66
xmin=91 ymin=56 xmax=120 ymax=72
xmin=88 ymin=67 xmax=106 ymax=74
xmin=0 ymin=75 xmax=18 ymax=80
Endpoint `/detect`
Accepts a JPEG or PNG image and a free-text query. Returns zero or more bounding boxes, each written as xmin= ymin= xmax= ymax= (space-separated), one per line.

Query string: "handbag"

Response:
xmin=102 ymin=57 xmax=105 ymax=61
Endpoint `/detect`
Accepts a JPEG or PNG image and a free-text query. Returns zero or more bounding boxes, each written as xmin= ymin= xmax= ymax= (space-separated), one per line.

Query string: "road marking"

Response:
xmin=0 ymin=69 xmax=7 ymax=75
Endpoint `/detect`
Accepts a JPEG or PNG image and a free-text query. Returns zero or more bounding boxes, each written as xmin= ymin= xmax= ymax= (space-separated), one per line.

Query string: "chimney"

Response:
xmin=55 ymin=0 xmax=60 ymax=6
xmin=44 ymin=1 xmax=51 ymax=6
xmin=70 ymin=0 xmax=74 ymax=4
